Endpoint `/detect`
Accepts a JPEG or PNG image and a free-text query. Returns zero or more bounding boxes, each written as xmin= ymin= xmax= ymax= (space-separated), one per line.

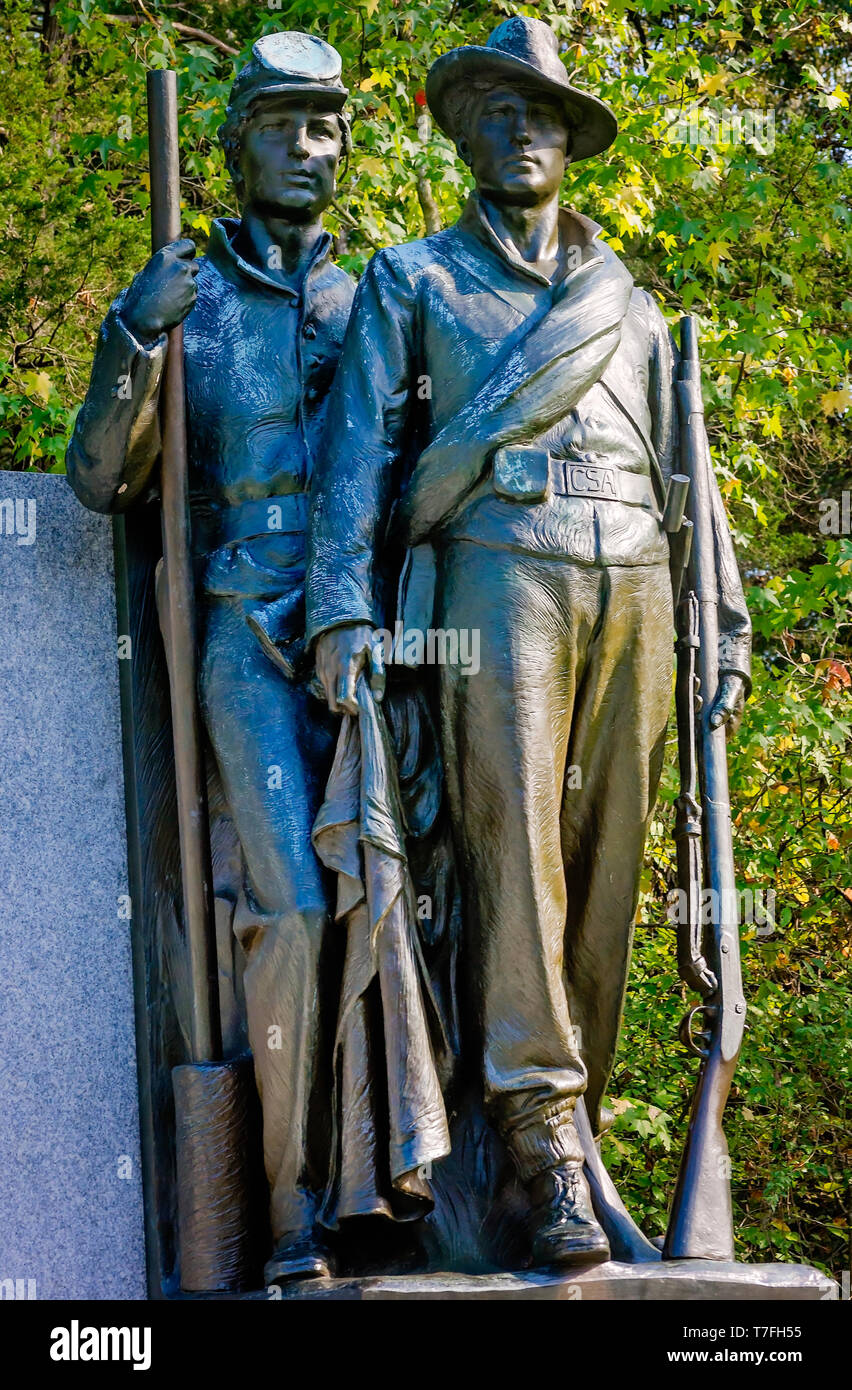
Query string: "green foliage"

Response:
xmin=1 ymin=0 xmax=848 ymax=1276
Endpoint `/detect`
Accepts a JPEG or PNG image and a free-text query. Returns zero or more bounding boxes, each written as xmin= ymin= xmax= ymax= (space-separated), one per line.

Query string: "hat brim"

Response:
xmin=426 ymin=48 xmax=616 ymax=162
xmin=236 ymin=81 xmax=348 ymax=117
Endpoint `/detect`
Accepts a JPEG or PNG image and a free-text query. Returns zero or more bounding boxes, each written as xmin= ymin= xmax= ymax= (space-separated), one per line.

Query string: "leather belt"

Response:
xmin=193 ymin=494 xmax=308 ymax=554
xmin=492 ymin=444 xmax=661 ymax=517
xmin=551 ymin=459 xmax=659 ymax=514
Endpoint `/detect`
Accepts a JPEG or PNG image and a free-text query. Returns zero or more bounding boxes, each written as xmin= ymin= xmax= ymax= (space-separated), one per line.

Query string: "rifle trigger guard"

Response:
xmin=679 ymin=1003 xmax=716 ymax=1059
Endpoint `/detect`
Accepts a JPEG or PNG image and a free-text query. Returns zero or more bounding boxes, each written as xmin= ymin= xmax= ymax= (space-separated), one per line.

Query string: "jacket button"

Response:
xmin=303 ymin=322 xmax=317 ymax=340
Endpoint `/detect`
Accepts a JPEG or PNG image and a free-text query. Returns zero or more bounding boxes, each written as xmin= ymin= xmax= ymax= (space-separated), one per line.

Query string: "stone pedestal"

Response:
xmin=212 ymin=1260 xmax=837 ymax=1301
xmin=0 ymin=473 xmax=147 ymax=1299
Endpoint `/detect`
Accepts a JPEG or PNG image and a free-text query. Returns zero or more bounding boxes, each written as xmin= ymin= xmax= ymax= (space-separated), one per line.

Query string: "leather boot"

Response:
xmin=264 ymin=1232 xmax=333 ymax=1285
xmin=528 ymin=1161 xmax=611 ymax=1268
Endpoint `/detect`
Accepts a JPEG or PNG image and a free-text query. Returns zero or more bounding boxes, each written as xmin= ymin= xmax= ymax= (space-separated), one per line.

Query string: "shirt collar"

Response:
xmin=207 ymin=217 xmax=334 ymax=297
xmin=460 ymin=193 xmax=604 ymax=287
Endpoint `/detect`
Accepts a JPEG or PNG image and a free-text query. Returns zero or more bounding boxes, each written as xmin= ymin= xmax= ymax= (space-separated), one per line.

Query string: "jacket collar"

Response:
xmin=207 ymin=217 xmax=334 ymax=297
xmin=459 ymin=193 xmax=603 ymax=287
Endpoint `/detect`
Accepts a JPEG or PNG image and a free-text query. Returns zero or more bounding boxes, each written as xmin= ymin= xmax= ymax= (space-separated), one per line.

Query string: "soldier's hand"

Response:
xmin=709 ymin=673 xmax=746 ymax=737
xmin=122 ymin=239 xmax=199 ymax=344
xmin=315 ymin=623 xmax=374 ymax=716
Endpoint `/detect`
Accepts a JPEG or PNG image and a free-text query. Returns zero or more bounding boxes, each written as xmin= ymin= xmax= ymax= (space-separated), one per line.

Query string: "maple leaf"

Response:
xmin=820 ymin=385 xmax=852 ymax=414
xmin=700 ymin=71 xmax=729 ymax=96
xmin=819 ymin=659 xmax=851 ymax=696
xmin=707 ymin=240 xmax=729 ymax=271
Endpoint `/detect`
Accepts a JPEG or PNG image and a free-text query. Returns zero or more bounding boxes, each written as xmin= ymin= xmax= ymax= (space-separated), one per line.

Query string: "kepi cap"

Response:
xmin=226 ymin=31 xmax=348 ymax=121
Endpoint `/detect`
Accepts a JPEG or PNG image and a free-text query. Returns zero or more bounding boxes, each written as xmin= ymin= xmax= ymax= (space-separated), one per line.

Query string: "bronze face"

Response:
xmin=457 ymin=85 xmax=571 ymax=206
xmin=238 ymin=99 xmax=343 ymax=221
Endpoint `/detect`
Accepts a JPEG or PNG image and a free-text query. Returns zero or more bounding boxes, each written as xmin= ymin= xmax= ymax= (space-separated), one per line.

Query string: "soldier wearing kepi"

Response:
xmin=67 ymin=33 xmax=355 ymax=1282
xmin=308 ymin=17 xmax=751 ymax=1267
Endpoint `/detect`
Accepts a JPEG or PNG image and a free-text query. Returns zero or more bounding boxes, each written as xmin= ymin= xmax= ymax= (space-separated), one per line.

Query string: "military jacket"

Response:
xmin=67 ymin=218 xmax=355 ymax=602
xmin=306 ymin=196 xmax=750 ymax=684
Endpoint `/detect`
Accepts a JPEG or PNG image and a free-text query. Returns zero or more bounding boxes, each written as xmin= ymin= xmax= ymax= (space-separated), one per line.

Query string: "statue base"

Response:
xmin=191 ymin=1259 xmax=836 ymax=1301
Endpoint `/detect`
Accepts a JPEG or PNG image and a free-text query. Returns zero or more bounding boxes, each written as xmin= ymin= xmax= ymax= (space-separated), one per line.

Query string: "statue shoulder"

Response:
xmin=314 ymin=256 xmax=357 ymax=309
xmin=358 ymin=229 xmax=461 ymax=308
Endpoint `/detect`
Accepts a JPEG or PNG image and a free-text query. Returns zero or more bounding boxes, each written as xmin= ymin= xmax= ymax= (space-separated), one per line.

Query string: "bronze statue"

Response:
xmin=308 ymin=16 xmax=751 ymax=1267
xmin=65 ymin=17 xmax=758 ymax=1293
xmin=68 ymin=32 xmax=357 ymax=1284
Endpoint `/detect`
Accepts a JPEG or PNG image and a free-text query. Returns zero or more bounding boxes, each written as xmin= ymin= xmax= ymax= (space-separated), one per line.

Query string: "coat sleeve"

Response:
xmin=646 ymin=292 xmax=752 ymax=693
xmin=66 ymin=290 xmax=166 ymax=514
xmin=306 ymin=249 xmax=417 ymax=645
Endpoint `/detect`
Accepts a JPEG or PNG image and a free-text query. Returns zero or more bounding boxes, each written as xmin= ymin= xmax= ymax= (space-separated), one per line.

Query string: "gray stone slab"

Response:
xmin=0 ymin=472 xmax=146 ymax=1299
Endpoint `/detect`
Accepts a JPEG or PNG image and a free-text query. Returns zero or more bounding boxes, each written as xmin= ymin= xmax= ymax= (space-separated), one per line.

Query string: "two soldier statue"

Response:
xmin=68 ymin=19 xmax=751 ymax=1286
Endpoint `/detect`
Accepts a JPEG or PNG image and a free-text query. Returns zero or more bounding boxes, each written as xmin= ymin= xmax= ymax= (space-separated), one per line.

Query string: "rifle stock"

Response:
xmin=663 ymin=316 xmax=747 ymax=1261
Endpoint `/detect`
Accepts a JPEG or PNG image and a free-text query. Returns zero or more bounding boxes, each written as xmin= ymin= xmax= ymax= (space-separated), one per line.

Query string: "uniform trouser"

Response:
xmin=198 ymin=593 xmax=336 ymax=1245
xmin=436 ymin=543 xmax=673 ymax=1182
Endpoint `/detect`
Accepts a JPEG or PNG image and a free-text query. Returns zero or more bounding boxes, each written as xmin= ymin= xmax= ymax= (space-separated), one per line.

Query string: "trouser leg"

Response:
xmin=560 ymin=564 xmax=673 ymax=1127
xmin=199 ymin=596 xmax=336 ymax=1244
xmin=438 ymin=545 xmax=673 ymax=1180
xmin=437 ymin=543 xmax=589 ymax=1180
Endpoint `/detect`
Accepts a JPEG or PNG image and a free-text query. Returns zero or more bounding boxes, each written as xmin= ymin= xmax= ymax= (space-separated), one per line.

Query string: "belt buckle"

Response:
xmin=493 ymin=445 xmax=552 ymax=503
xmin=565 ymin=463 xmax=619 ymax=500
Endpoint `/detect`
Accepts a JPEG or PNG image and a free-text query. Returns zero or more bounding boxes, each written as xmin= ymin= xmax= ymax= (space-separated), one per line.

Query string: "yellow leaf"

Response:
xmin=821 ymin=231 xmax=832 ymax=252
xmin=707 ymin=240 xmax=729 ymax=272
xmin=820 ymin=385 xmax=852 ymax=414
xmin=359 ymin=74 xmax=379 ymax=92
xmin=700 ymin=71 xmax=729 ymax=96
xmin=719 ymin=29 xmax=741 ymax=49
xmin=20 ymin=369 xmax=51 ymax=402
xmin=358 ymin=155 xmax=384 ymax=177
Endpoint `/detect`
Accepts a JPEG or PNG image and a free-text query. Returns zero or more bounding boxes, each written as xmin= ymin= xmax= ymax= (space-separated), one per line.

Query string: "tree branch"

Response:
xmin=103 ymin=14 xmax=239 ymax=57
xmin=416 ymin=173 xmax=441 ymax=236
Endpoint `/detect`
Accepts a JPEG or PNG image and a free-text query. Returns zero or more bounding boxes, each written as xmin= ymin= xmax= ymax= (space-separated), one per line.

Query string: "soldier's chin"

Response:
xmin=488 ymin=175 xmax=551 ymax=206
xmin=256 ymin=188 xmax=326 ymax=222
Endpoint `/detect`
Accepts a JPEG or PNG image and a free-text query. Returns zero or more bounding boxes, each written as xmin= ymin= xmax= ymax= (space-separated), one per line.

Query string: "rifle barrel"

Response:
xmin=664 ymin=315 xmax=746 ymax=1260
xmin=146 ymin=69 xmax=220 ymax=1065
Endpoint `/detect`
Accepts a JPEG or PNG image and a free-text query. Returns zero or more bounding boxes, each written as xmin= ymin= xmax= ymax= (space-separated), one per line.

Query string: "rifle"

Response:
xmin=147 ymin=70 xmax=258 ymax=1292
xmin=663 ymin=316 xmax=747 ymax=1261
